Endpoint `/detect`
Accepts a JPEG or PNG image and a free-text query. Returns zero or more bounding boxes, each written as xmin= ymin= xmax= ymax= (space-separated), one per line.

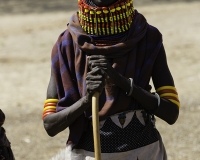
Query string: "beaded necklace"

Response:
xmin=78 ymin=0 xmax=135 ymax=36
xmin=89 ymin=31 xmax=129 ymax=46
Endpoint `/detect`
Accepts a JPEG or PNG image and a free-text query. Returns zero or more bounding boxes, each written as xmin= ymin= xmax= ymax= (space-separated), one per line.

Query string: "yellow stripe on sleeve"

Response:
xmin=156 ymin=86 xmax=176 ymax=92
xmin=160 ymin=93 xmax=179 ymax=99
xmin=168 ymin=99 xmax=180 ymax=108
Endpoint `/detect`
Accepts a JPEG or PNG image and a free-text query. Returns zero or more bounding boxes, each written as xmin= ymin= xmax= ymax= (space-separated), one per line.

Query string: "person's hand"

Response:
xmin=88 ymin=55 xmax=119 ymax=84
xmin=86 ymin=67 xmax=105 ymax=102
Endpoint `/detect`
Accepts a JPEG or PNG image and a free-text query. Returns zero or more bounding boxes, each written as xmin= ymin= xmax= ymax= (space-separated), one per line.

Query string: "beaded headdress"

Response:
xmin=78 ymin=0 xmax=135 ymax=36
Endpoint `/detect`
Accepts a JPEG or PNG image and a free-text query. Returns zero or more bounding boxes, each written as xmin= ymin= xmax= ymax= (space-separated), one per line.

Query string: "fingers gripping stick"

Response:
xmin=92 ymin=92 xmax=102 ymax=160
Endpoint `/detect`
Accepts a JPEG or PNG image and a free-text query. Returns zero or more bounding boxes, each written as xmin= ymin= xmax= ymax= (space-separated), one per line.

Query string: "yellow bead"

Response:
xmin=105 ymin=17 xmax=108 ymax=22
xmin=116 ymin=7 xmax=121 ymax=11
xmin=122 ymin=26 xmax=125 ymax=32
xmin=94 ymin=29 xmax=97 ymax=34
xmin=106 ymin=28 xmax=110 ymax=34
xmin=98 ymin=18 xmax=101 ymax=23
xmin=43 ymin=106 xmax=56 ymax=111
xmin=123 ymin=13 xmax=126 ymax=19
xmin=44 ymin=99 xmax=58 ymax=104
xmin=122 ymin=5 xmax=126 ymax=9
xmin=87 ymin=27 xmax=90 ymax=33
xmin=103 ymin=10 xmax=109 ymax=14
xmin=126 ymin=11 xmax=129 ymax=16
xmin=85 ymin=9 xmax=89 ymax=13
xmin=96 ymin=11 xmax=102 ymax=14
xmin=90 ymin=29 xmax=93 ymax=34
xmin=90 ymin=10 xmax=94 ymax=14
xmin=110 ymin=8 xmax=116 ymax=12
xmin=84 ymin=26 xmax=87 ymax=32
xmin=102 ymin=28 xmax=105 ymax=35
xmin=115 ymin=27 xmax=118 ymax=34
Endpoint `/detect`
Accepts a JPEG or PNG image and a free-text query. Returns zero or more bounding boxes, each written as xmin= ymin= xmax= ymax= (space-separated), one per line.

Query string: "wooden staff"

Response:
xmin=92 ymin=92 xmax=102 ymax=160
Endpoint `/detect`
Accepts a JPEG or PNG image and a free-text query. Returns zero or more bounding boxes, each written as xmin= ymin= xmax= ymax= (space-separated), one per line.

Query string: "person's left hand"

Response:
xmin=88 ymin=55 xmax=119 ymax=84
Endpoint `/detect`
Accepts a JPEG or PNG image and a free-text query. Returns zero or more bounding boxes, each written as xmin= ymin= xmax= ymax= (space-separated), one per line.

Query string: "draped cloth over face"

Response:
xmin=51 ymin=10 xmax=162 ymax=147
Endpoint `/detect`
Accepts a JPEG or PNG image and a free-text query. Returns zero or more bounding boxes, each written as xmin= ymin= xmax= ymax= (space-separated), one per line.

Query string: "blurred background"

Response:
xmin=0 ymin=0 xmax=200 ymax=159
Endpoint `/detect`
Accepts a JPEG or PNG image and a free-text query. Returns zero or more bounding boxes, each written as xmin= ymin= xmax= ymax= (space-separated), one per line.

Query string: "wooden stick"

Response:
xmin=92 ymin=92 xmax=102 ymax=160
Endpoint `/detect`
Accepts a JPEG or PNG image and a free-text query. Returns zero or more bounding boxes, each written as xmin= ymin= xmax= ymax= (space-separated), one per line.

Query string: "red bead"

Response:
xmin=43 ymin=109 xmax=56 ymax=114
xmin=84 ymin=5 xmax=89 ymax=9
xmin=44 ymin=102 xmax=57 ymax=108
xmin=42 ymin=112 xmax=55 ymax=119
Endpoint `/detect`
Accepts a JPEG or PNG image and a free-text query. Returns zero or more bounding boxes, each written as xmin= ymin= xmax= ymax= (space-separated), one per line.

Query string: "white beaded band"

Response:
xmin=154 ymin=92 xmax=160 ymax=107
xmin=126 ymin=78 xmax=134 ymax=96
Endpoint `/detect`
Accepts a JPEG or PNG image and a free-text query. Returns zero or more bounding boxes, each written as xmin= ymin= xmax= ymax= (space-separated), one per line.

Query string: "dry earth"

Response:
xmin=0 ymin=0 xmax=200 ymax=160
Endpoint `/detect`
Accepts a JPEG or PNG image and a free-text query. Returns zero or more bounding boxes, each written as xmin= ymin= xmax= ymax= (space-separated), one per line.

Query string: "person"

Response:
xmin=0 ymin=109 xmax=15 ymax=160
xmin=43 ymin=0 xmax=180 ymax=159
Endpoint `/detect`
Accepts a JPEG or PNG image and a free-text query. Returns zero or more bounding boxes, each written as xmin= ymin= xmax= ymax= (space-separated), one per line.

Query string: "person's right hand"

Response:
xmin=85 ymin=67 xmax=105 ymax=102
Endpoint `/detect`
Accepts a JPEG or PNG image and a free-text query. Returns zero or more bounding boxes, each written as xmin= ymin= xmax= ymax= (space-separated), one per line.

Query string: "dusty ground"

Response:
xmin=0 ymin=0 xmax=200 ymax=159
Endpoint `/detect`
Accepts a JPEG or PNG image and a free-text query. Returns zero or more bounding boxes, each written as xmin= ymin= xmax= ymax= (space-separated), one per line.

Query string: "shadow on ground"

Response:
xmin=0 ymin=0 xmax=198 ymax=15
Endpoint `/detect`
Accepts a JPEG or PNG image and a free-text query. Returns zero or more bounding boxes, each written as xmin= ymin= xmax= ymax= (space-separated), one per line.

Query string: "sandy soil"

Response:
xmin=0 ymin=1 xmax=200 ymax=160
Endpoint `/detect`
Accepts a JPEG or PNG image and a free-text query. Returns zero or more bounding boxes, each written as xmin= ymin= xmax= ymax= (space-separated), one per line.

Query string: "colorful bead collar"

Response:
xmin=78 ymin=0 xmax=135 ymax=36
